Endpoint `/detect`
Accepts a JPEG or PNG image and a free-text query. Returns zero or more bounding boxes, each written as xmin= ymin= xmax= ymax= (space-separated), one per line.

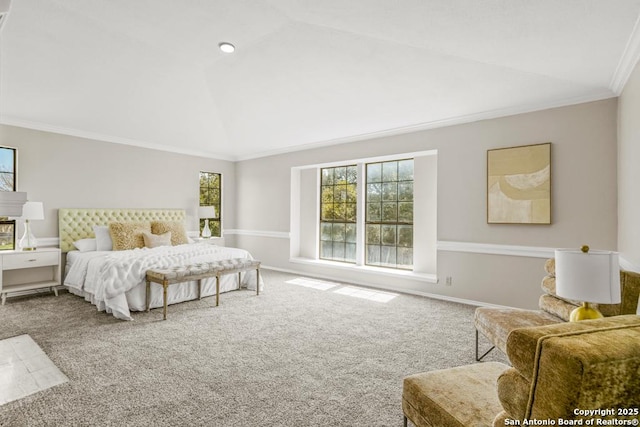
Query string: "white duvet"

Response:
xmin=64 ymin=243 xmax=262 ymax=320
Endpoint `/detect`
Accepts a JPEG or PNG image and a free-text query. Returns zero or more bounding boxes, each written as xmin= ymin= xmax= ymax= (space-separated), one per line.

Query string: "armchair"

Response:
xmin=474 ymin=259 xmax=640 ymax=360
xmin=403 ymin=315 xmax=640 ymax=427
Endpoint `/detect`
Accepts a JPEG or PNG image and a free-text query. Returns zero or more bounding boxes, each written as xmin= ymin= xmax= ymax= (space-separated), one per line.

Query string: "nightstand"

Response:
xmin=0 ymin=247 xmax=61 ymax=305
xmin=193 ymin=237 xmax=225 ymax=246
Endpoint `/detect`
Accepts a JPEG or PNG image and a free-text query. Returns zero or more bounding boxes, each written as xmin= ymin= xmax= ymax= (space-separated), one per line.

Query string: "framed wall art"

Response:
xmin=487 ymin=142 xmax=551 ymax=224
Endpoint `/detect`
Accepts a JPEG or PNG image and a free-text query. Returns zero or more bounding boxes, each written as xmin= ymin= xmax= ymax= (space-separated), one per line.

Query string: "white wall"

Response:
xmin=618 ymin=60 xmax=640 ymax=271
xmin=235 ymin=99 xmax=619 ymax=309
xmin=0 ymin=96 xmax=620 ymax=310
xmin=0 ymin=125 xmax=235 ymax=240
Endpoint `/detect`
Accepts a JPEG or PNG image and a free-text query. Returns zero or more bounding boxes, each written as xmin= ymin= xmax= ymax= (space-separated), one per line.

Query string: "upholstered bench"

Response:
xmin=145 ymin=258 xmax=261 ymax=320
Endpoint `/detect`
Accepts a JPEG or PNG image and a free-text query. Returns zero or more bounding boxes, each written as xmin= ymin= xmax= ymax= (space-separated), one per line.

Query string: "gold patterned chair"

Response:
xmin=402 ymin=315 xmax=640 ymax=427
xmin=474 ymin=259 xmax=640 ymax=361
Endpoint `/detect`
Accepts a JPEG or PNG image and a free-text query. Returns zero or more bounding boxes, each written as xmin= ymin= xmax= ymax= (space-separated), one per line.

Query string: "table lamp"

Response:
xmin=15 ymin=201 xmax=44 ymax=251
xmin=555 ymin=245 xmax=620 ymax=322
xmin=198 ymin=206 xmax=216 ymax=238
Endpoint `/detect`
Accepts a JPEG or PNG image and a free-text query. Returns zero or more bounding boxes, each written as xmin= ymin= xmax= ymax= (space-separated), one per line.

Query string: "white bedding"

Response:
xmin=64 ymin=243 xmax=262 ymax=320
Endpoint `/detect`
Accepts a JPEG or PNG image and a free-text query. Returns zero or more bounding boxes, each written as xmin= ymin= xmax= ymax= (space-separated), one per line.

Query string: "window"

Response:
xmin=317 ymin=159 xmax=414 ymax=270
xmin=319 ymin=165 xmax=357 ymax=263
xmin=365 ymin=159 xmax=413 ymax=269
xmin=0 ymin=146 xmax=17 ymax=250
xmin=0 ymin=146 xmax=16 ymax=191
xmin=199 ymin=172 xmax=221 ymax=237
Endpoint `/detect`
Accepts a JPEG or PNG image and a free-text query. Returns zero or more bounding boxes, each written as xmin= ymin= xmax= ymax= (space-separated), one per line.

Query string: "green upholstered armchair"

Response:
xmin=474 ymin=259 xmax=640 ymax=361
xmin=402 ymin=315 xmax=640 ymax=427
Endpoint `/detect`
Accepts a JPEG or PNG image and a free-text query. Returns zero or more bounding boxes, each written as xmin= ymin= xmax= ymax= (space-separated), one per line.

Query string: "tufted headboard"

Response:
xmin=58 ymin=208 xmax=186 ymax=252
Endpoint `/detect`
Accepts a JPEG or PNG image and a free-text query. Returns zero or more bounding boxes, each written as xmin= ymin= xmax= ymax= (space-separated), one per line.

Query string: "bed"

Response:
xmin=59 ymin=208 xmax=263 ymax=320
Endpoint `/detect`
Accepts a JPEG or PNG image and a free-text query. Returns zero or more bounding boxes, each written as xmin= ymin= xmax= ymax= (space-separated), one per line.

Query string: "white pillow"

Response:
xmin=73 ymin=238 xmax=97 ymax=252
xmin=93 ymin=225 xmax=113 ymax=251
xmin=142 ymin=231 xmax=172 ymax=248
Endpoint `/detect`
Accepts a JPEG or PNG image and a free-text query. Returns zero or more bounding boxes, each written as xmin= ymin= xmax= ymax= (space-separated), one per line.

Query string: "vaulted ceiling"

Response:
xmin=1 ymin=1 xmax=640 ymax=160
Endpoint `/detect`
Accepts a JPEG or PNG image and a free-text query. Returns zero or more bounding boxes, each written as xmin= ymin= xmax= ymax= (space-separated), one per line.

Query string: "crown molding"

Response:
xmin=610 ymin=13 xmax=640 ymax=95
xmin=2 ymin=89 xmax=616 ymax=163
xmin=0 ymin=116 xmax=236 ymax=161
xmin=235 ymin=91 xmax=615 ymax=161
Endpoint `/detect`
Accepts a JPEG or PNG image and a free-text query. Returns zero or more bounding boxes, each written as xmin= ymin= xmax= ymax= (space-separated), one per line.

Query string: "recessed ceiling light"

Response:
xmin=218 ymin=42 xmax=235 ymax=53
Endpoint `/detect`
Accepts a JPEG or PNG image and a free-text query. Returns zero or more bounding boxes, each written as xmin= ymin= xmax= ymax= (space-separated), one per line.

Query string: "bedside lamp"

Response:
xmin=555 ymin=246 xmax=620 ymax=322
xmin=198 ymin=206 xmax=216 ymax=238
xmin=17 ymin=201 xmax=44 ymax=251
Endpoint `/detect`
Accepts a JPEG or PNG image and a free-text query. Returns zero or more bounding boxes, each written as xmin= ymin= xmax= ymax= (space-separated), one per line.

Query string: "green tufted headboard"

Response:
xmin=58 ymin=208 xmax=186 ymax=252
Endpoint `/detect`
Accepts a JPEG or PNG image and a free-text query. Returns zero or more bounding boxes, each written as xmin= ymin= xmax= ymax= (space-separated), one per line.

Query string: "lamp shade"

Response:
xmin=20 ymin=201 xmax=44 ymax=220
xmin=197 ymin=206 xmax=216 ymax=219
xmin=555 ymin=249 xmax=620 ymax=304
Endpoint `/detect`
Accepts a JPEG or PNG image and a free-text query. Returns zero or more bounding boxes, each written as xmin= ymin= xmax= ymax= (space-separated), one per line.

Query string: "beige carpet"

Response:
xmin=0 ymin=269 xmax=505 ymax=426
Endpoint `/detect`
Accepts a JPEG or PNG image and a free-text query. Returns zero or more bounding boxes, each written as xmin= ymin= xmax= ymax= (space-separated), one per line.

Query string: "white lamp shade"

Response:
xmin=198 ymin=206 xmax=216 ymax=218
xmin=555 ymin=249 xmax=621 ymax=304
xmin=20 ymin=201 xmax=44 ymax=220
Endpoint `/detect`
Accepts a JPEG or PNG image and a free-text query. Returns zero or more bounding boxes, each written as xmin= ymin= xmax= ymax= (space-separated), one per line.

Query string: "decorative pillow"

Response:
xmin=544 ymin=258 xmax=555 ymax=276
xmin=151 ymin=221 xmax=188 ymax=246
xmin=73 ymin=238 xmax=97 ymax=252
xmin=142 ymin=231 xmax=171 ymax=248
xmin=93 ymin=226 xmax=113 ymax=251
xmin=541 ymin=275 xmax=582 ymax=306
xmin=108 ymin=221 xmax=151 ymax=250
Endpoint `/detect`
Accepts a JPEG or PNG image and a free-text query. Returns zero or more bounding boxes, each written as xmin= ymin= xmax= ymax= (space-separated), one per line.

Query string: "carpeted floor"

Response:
xmin=0 ymin=269 xmax=506 ymax=426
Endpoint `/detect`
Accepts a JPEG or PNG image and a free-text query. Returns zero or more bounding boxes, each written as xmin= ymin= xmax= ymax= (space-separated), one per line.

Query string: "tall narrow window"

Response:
xmin=319 ymin=165 xmax=357 ymax=263
xmin=199 ymin=172 xmax=221 ymax=237
xmin=0 ymin=146 xmax=17 ymax=250
xmin=365 ymin=159 xmax=413 ymax=269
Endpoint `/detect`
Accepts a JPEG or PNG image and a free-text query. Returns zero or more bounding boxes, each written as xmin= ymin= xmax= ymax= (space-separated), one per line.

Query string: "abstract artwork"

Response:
xmin=487 ymin=142 xmax=551 ymax=224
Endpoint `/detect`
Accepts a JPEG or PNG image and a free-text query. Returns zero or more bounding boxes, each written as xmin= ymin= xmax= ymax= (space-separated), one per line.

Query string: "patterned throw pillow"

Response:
xmin=150 ymin=221 xmax=188 ymax=245
xmin=108 ymin=222 xmax=151 ymax=250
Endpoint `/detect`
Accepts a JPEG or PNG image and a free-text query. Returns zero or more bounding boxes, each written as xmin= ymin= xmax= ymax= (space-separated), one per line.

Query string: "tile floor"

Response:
xmin=0 ymin=334 xmax=68 ymax=405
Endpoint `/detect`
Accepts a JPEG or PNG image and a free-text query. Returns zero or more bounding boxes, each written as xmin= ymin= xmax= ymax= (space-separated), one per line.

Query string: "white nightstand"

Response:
xmin=0 ymin=247 xmax=61 ymax=305
xmin=193 ymin=237 xmax=225 ymax=246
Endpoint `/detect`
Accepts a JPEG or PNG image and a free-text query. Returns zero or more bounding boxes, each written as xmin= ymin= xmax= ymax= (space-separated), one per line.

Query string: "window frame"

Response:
xmin=364 ymin=159 xmax=414 ymax=270
xmin=0 ymin=146 xmax=17 ymax=251
xmin=316 ymin=159 xmax=414 ymax=270
xmin=318 ymin=165 xmax=358 ymax=264
xmin=199 ymin=171 xmax=222 ymax=238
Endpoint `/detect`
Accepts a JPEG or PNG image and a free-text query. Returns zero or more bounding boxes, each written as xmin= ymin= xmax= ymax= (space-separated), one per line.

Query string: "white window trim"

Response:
xmin=290 ymin=149 xmax=437 ymax=278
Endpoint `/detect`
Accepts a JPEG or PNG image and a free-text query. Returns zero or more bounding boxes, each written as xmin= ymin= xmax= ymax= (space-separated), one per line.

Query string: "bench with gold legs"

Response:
xmin=145 ymin=258 xmax=261 ymax=320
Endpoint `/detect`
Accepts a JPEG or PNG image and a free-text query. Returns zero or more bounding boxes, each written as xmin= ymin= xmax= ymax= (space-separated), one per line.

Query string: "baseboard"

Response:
xmin=262 ymin=264 xmax=514 ymax=310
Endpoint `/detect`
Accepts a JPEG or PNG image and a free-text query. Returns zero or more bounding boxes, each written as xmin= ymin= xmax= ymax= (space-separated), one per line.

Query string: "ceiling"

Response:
xmin=1 ymin=0 xmax=640 ymax=161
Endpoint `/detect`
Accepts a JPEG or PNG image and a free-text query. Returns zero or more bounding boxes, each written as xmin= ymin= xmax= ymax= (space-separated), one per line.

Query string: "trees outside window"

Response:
xmin=365 ymin=159 xmax=414 ymax=270
xmin=320 ymin=165 xmax=357 ymax=263
xmin=318 ymin=159 xmax=414 ymax=270
xmin=199 ymin=172 xmax=221 ymax=237
xmin=0 ymin=146 xmax=17 ymax=250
